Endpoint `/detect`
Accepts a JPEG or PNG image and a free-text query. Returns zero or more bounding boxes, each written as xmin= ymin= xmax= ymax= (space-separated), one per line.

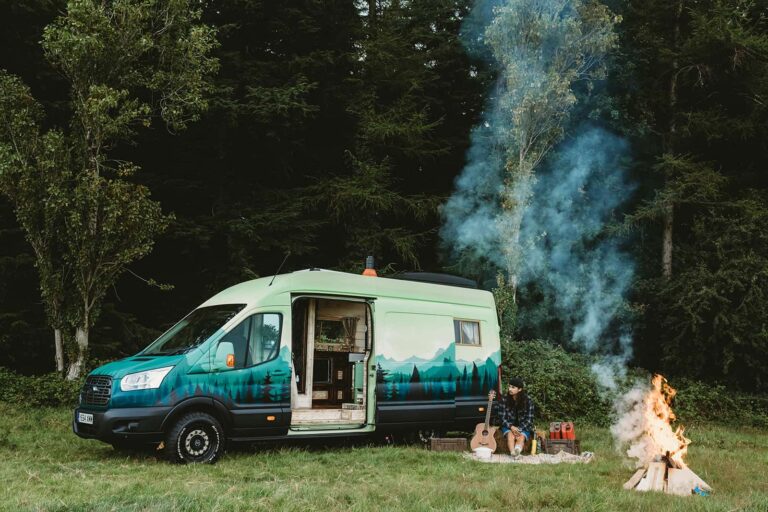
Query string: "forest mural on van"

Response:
xmin=108 ymin=346 xmax=292 ymax=409
xmin=376 ymin=342 xmax=500 ymax=402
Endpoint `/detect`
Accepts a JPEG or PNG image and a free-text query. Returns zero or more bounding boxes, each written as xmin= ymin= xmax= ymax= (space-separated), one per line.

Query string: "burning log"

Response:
xmin=623 ymin=452 xmax=712 ymax=496
xmin=616 ymin=375 xmax=713 ymax=496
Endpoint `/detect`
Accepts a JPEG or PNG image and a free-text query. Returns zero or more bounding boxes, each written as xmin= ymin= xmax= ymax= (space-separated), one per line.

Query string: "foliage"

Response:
xmin=672 ymin=378 xmax=768 ymax=428
xmin=303 ymin=0 xmax=477 ymax=271
xmin=492 ymin=272 xmax=516 ymax=338
xmin=501 ymin=338 xmax=611 ymax=426
xmin=616 ymin=0 xmax=768 ymax=391
xmin=0 ymin=367 xmax=82 ymax=407
xmin=0 ymin=0 xmax=218 ymax=379
xmin=655 ymin=192 xmax=768 ymax=391
xmin=0 ymin=0 xmax=767 ymax=405
xmin=0 ymin=71 xmax=72 ymax=342
xmin=301 ymin=154 xmax=440 ymax=271
xmin=484 ymin=0 xmax=620 ymax=292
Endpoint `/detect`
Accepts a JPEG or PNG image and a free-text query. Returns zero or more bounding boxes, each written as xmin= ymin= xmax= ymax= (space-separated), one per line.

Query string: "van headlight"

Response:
xmin=120 ymin=367 xmax=174 ymax=391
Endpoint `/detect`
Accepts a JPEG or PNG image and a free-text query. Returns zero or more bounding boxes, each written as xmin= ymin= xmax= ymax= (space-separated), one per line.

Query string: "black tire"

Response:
xmin=164 ymin=411 xmax=224 ymax=464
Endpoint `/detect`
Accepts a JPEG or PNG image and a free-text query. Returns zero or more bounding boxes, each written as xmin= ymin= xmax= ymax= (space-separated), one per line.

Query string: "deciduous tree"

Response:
xmin=485 ymin=0 xmax=619 ymax=299
xmin=0 ymin=0 xmax=218 ymax=378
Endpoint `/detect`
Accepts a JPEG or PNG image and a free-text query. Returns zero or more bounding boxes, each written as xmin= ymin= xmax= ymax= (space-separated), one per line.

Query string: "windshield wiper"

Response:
xmin=161 ymin=347 xmax=191 ymax=356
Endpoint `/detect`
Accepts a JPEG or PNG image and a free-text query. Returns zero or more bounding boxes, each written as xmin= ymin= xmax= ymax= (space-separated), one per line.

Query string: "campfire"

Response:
xmin=617 ymin=375 xmax=712 ymax=496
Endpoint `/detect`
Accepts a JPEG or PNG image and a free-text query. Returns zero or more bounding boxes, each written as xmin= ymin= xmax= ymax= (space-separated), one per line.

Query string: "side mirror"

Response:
xmin=214 ymin=341 xmax=235 ymax=371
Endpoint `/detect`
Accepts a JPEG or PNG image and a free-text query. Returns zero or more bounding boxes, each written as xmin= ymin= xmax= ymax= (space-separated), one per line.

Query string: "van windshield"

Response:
xmin=143 ymin=304 xmax=246 ymax=356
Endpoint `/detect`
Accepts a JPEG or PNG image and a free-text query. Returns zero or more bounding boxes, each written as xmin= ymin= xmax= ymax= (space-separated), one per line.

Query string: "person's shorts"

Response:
xmin=502 ymin=427 xmax=531 ymax=441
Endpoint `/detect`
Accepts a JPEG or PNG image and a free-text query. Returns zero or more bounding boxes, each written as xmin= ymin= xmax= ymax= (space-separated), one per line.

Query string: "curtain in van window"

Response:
xmin=248 ymin=313 xmax=281 ymax=366
xmin=461 ymin=321 xmax=480 ymax=345
xmin=342 ymin=317 xmax=358 ymax=345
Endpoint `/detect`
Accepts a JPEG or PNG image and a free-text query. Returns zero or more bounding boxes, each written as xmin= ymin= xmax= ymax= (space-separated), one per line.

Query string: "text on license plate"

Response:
xmin=78 ymin=412 xmax=93 ymax=424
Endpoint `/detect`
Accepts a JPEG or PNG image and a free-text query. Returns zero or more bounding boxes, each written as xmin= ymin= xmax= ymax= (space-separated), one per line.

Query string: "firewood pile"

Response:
xmin=614 ymin=375 xmax=713 ymax=497
xmin=623 ymin=452 xmax=711 ymax=496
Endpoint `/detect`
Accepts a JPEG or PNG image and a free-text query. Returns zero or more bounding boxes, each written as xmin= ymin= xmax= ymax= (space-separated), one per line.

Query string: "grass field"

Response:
xmin=1 ymin=404 xmax=767 ymax=511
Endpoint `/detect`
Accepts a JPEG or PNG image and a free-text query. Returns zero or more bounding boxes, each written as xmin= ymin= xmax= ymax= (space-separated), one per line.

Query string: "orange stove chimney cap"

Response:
xmin=362 ymin=255 xmax=377 ymax=277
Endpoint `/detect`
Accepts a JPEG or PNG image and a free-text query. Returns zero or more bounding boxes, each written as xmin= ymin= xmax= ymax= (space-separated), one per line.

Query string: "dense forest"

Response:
xmin=0 ymin=0 xmax=766 ymax=393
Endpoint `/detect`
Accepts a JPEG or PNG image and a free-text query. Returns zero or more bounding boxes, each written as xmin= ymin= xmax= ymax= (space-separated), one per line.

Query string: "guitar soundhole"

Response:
xmin=482 ymin=430 xmax=488 ymax=436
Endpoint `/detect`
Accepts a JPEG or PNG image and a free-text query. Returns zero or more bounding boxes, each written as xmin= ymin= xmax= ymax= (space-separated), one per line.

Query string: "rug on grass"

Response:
xmin=464 ymin=451 xmax=595 ymax=464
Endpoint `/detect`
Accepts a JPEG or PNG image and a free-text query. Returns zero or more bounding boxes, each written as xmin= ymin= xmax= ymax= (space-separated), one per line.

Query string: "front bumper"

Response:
xmin=73 ymin=406 xmax=172 ymax=444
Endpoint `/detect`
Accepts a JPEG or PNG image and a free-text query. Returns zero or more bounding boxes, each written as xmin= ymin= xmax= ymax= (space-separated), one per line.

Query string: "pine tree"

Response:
xmin=617 ymin=0 xmax=768 ymax=390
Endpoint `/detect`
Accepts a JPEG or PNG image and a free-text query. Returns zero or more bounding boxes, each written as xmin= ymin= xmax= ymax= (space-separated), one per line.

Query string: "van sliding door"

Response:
xmin=375 ymin=311 xmax=456 ymax=428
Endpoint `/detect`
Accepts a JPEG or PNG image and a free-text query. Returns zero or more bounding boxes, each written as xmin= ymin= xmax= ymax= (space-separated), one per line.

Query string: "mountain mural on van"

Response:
xmin=375 ymin=342 xmax=500 ymax=402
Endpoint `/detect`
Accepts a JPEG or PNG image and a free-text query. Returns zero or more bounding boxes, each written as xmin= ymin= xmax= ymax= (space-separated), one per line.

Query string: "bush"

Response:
xmin=672 ymin=378 xmax=768 ymax=428
xmin=0 ymin=367 xmax=83 ymax=407
xmin=501 ymin=339 xmax=612 ymax=426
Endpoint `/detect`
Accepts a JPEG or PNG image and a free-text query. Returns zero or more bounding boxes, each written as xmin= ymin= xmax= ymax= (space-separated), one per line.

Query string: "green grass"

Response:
xmin=1 ymin=404 xmax=766 ymax=511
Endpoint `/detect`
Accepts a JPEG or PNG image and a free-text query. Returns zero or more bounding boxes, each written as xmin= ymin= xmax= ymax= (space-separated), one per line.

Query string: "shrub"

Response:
xmin=501 ymin=339 xmax=612 ymax=426
xmin=0 ymin=367 xmax=83 ymax=407
xmin=672 ymin=378 xmax=768 ymax=428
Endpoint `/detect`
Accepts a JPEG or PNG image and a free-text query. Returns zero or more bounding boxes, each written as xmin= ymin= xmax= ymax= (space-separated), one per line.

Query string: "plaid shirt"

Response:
xmin=494 ymin=395 xmax=535 ymax=434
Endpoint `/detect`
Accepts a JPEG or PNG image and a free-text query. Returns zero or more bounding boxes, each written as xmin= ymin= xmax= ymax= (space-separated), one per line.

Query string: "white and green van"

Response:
xmin=73 ymin=269 xmax=501 ymax=463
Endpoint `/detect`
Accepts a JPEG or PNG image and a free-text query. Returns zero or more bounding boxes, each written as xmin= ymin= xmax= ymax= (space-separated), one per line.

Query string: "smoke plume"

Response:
xmin=441 ymin=0 xmax=635 ymax=386
xmin=517 ymin=127 xmax=635 ymax=384
xmin=441 ymin=0 xmax=677 ymax=466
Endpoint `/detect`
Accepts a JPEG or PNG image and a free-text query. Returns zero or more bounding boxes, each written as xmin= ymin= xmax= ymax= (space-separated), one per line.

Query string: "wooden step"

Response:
xmin=291 ymin=407 xmax=365 ymax=425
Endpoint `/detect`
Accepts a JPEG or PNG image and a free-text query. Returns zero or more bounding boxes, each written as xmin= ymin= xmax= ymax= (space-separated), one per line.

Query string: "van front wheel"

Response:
xmin=164 ymin=412 xmax=224 ymax=464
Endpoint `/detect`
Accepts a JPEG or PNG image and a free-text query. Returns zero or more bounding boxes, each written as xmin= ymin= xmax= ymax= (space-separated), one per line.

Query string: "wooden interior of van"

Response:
xmin=290 ymin=296 xmax=370 ymax=427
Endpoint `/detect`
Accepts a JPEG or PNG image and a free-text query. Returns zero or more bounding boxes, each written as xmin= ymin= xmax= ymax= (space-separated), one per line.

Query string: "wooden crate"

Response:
xmin=545 ymin=439 xmax=581 ymax=455
xmin=430 ymin=438 xmax=468 ymax=452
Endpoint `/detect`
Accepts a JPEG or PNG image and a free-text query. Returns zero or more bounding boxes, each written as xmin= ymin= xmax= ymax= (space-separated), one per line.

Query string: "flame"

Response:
xmin=643 ymin=374 xmax=690 ymax=467
xmin=612 ymin=374 xmax=691 ymax=468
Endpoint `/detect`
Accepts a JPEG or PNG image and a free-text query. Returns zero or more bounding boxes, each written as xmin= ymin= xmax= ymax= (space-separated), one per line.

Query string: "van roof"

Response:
xmin=200 ymin=268 xmax=494 ymax=309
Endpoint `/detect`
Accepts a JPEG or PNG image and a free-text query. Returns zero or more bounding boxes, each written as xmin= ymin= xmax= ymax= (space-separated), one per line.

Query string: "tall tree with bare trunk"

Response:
xmin=0 ymin=0 xmax=218 ymax=379
xmin=484 ymin=0 xmax=619 ymax=301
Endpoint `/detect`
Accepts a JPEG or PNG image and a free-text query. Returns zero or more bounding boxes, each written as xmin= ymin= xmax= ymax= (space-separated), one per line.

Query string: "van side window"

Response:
xmin=217 ymin=313 xmax=282 ymax=368
xmin=218 ymin=317 xmax=251 ymax=369
xmin=248 ymin=313 xmax=282 ymax=366
xmin=454 ymin=319 xmax=481 ymax=346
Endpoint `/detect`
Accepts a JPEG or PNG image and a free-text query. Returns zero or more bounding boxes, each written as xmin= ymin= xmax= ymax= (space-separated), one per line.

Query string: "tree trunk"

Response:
xmin=66 ymin=325 xmax=89 ymax=381
xmin=662 ymin=0 xmax=684 ymax=280
xmin=368 ymin=0 xmax=377 ymax=24
xmin=500 ymin=149 xmax=535 ymax=303
xmin=662 ymin=204 xmax=673 ymax=278
xmin=54 ymin=328 xmax=64 ymax=374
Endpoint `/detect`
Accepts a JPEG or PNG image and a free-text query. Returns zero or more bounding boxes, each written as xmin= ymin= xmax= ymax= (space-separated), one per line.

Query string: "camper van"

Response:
xmin=73 ymin=268 xmax=501 ymax=463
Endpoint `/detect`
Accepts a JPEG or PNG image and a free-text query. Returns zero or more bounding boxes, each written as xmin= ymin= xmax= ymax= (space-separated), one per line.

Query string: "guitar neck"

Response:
xmin=483 ymin=396 xmax=493 ymax=428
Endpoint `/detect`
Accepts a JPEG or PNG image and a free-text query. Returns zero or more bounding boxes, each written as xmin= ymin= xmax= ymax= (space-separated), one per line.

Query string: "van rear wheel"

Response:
xmin=164 ymin=412 xmax=224 ymax=464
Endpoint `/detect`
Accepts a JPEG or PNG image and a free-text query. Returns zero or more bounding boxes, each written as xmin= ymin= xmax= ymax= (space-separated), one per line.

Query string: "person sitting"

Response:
xmin=494 ymin=377 xmax=535 ymax=458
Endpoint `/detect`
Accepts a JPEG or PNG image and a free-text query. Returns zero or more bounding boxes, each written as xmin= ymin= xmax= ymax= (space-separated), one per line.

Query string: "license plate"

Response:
xmin=78 ymin=412 xmax=94 ymax=425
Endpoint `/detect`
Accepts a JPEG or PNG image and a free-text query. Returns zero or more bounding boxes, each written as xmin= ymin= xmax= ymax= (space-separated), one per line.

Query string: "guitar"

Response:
xmin=470 ymin=390 xmax=497 ymax=452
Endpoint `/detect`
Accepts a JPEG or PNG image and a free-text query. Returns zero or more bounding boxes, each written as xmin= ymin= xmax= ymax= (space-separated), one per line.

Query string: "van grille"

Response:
xmin=81 ymin=375 xmax=112 ymax=406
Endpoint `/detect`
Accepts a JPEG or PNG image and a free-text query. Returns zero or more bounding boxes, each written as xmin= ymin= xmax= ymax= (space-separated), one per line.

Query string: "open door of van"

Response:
xmin=290 ymin=296 xmax=371 ymax=428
